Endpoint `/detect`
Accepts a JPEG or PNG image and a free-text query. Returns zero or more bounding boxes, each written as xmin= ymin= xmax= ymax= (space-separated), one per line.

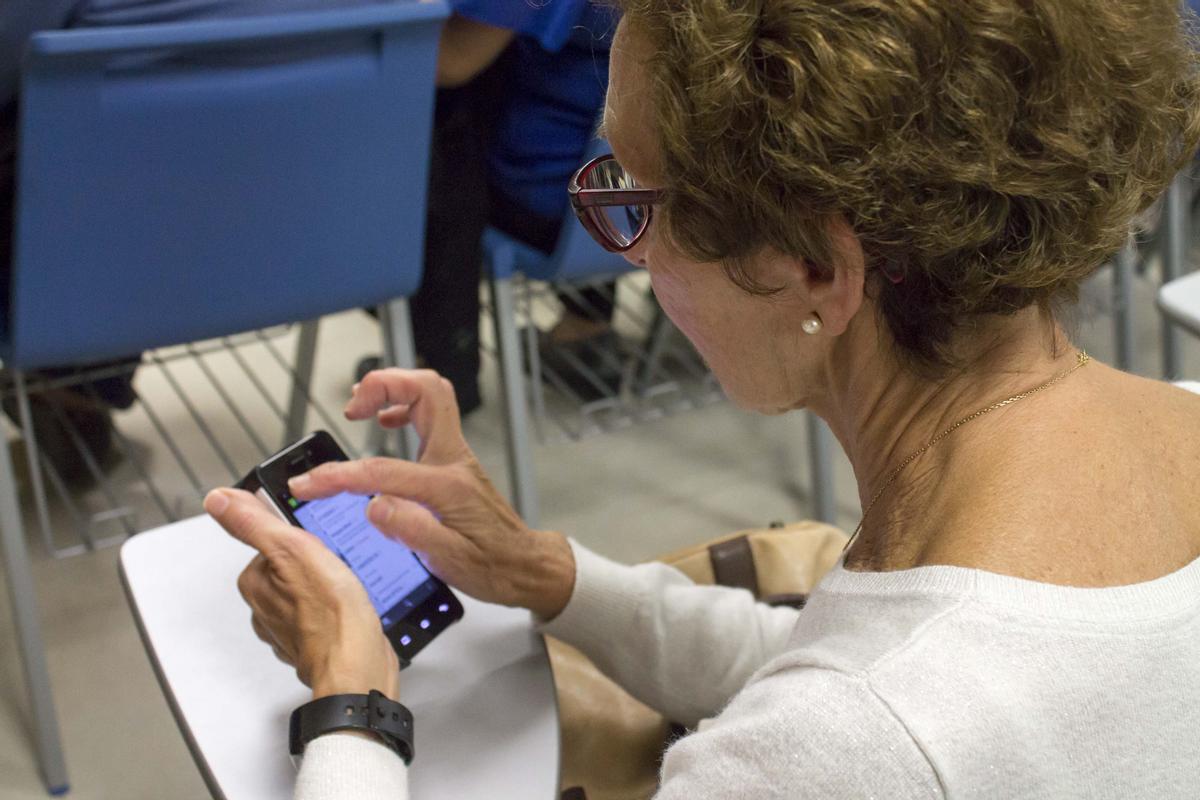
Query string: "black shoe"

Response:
xmin=522 ymin=328 xmax=625 ymax=402
xmin=354 ymin=355 xmax=383 ymax=385
xmin=3 ymin=388 xmax=115 ymax=487
xmin=41 ymin=358 xmax=140 ymax=410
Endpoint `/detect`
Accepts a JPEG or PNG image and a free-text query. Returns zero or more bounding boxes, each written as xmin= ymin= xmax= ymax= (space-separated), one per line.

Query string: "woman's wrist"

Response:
xmin=311 ymin=648 xmax=401 ymax=702
xmin=519 ymin=531 xmax=576 ymax=620
xmin=311 ymin=677 xmax=399 ymax=702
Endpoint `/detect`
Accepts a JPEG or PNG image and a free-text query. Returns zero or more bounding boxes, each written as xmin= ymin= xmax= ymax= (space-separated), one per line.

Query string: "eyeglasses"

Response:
xmin=568 ymin=154 xmax=665 ymax=253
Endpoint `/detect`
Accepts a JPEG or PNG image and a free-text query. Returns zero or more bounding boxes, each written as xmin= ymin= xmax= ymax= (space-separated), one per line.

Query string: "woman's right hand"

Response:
xmin=288 ymin=368 xmax=576 ymax=620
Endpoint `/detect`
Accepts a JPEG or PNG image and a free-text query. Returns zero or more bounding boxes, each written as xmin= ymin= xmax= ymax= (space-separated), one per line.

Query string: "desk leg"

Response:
xmin=489 ymin=275 xmax=540 ymax=527
xmin=1113 ymin=239 xmax=1137 ymax=373
xmin=380 ymin=298 xmax=422 ymax=462
xmin=806 ymin=412 xmax=838 ymax=525
xmin=1161 ymin=173 xmax=1187 ymax=380
xmin=283 ymin=319 xmax=320 ymax=448
xmin=0 ymin=428 xmax=70 ymax=794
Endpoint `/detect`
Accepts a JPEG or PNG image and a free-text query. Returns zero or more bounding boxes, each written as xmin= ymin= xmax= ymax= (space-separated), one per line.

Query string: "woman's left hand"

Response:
xmin=204 ymin=487 xmax=400 ymax=701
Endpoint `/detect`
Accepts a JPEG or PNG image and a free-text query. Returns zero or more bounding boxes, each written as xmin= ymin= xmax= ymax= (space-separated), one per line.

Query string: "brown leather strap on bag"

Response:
xmin=708 ymin=535 xmax=760 ymax=596
xmin=707 ymin=534 xmax=810 ymax=608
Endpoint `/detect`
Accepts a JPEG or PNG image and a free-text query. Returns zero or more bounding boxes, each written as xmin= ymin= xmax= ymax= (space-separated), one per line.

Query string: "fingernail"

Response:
xmin=288 ymin=474 xmax=312 ymax=494
xmin=367 ymin=496 xmax=393 ymax=526
xmin=204 ymin=489 xmax=230 ymax=517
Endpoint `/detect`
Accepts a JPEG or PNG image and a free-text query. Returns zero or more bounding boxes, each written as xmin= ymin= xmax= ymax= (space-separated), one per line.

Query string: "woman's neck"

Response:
xmin=813 ymin=308 xmax=1083 ymax=570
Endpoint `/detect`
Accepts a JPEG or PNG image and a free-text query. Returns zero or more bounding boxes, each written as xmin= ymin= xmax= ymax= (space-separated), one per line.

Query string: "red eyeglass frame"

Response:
xmin=568 ymin=154 xmax=666 ymax=253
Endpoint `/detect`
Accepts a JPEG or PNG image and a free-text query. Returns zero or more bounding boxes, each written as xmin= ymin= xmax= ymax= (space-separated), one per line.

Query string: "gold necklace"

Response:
xmin=843 ymin=351 xmax=1092 ymax=554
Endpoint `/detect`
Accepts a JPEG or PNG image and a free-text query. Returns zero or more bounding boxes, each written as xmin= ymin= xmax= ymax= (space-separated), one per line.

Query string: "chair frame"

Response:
xmin=0 ymin=4 xmax=445 ymax=791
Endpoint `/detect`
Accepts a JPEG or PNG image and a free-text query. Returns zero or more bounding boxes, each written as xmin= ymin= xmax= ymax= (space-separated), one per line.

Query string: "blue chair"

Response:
xmin=0 ymin=3 xmax=448 ymax=792
xmin=483 ymin=139 xmax=838 ymax=529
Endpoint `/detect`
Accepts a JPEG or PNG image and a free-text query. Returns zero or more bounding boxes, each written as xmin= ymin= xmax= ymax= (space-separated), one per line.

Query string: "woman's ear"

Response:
xmin=803 ymin=216 xmax=866 ymax=336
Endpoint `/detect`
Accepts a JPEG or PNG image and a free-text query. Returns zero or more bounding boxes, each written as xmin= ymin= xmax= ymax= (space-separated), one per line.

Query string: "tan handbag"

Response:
xmin=549 ymin=521 xmax=849 ymax=800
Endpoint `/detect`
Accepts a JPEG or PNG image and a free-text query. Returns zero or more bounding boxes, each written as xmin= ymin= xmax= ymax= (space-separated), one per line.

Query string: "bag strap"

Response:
xmin=707 ymin=535 xmax=760 ymax=597
xmin=707 ymin=533 xmax=808 ymax=609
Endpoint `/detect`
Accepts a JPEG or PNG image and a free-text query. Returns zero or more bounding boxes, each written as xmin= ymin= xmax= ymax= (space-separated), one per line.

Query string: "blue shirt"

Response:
xmin=452 ymin=0 xmax=615 ymax=219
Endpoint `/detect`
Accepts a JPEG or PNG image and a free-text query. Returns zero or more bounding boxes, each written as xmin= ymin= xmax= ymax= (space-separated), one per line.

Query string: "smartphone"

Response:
xmin=236 ymin=431 xmax=464 ymax=667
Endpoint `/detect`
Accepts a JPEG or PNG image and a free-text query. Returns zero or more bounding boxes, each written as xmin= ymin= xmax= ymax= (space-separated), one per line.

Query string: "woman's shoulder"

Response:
xmin=657 ymin=664 xmax=943 ymax=800
xmin=702 ymin=561 xmax=1200 ymax=798
xmin=770 ymin=551 xmax=1200 ymax=693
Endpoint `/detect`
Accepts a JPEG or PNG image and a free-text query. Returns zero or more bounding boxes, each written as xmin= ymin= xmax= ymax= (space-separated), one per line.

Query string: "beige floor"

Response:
xmin=0 ymin=266 xmax=1196 ymax=800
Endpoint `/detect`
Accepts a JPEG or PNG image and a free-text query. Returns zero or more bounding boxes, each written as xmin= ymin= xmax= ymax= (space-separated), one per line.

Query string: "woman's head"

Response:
xmin=603 ymin=0 xmax=1200 ymax=406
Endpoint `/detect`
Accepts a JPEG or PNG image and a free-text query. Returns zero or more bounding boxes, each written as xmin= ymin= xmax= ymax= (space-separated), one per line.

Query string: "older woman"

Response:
xmin=206 ymin=1 xmax=1200 ymax=797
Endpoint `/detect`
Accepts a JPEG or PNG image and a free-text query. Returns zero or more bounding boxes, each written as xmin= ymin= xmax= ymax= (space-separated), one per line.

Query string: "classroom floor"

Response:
xmin=0 ymin=264 xmax=1197 ymax=800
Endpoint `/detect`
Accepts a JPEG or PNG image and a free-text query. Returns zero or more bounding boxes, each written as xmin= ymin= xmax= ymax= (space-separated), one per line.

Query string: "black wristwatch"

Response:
xmin=289 ymin=690 xmax=414 ymax=765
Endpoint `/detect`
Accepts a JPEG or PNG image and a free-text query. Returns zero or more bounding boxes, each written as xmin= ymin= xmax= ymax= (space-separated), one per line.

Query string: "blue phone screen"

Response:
xmin=292 ymin=492 xmax=436 ymax=623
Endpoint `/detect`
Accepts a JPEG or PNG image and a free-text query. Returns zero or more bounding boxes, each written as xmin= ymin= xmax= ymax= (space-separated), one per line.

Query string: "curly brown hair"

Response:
xmin=614 ymin=0 xmax=1200 ymax=371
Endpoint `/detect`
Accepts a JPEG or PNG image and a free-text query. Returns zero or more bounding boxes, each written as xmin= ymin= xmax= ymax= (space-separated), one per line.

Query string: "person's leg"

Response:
xmin=405 ymin=52 xmax=517 ymax=415
xmin=406 ymin=94 xmax=488 ymax=413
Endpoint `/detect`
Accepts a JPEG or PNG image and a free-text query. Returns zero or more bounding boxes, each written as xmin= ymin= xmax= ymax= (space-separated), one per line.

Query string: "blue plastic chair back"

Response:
xmin=485 ymin=136 xmax=633 ymax=284
xmin=6 ymin=2 xmax=448 ymax=368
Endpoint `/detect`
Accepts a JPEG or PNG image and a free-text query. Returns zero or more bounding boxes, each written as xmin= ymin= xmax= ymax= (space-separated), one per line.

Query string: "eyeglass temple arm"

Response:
xmin=570 ymin=188 xmax=665 ymax=208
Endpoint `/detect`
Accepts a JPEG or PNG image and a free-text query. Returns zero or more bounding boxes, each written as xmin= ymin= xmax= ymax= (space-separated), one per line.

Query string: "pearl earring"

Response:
xmin=801 ymin=315 xmax=823 ymax=335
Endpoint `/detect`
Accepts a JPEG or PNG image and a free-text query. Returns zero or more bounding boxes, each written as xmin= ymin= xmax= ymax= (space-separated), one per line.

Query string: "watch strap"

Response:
xmin=289 ymin=690 xmax=414 ymax=765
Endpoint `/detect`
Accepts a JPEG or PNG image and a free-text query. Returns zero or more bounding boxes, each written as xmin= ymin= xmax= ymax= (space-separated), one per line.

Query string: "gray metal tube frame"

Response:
xmin=0 ymin=414 xmax=70 ymax=793
xmin=13 ymin=372 xmax=59 ymax=556
xmin=1112 ymin=238 xmax=1137 ymax=373
xmin=1161 ymin=174 xmax=1187 ymax=379
xmin=283 ymin=319 xmax=320 ymax=447
xmin=379 ymin=298 xmax=420 ymax=462
xmin=806 ymin=411 xmax=838 ymax=525
xmin=489 ymin=276 xmax=541 ymax=527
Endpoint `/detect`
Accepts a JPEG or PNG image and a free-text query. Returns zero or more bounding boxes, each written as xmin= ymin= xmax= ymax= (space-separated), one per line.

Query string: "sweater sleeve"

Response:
xmin=293 ymin=733 xmax=408 ymax=800
xmin=539 ymin=540 xmax=802 ymax=727
xmin=655 ymin=666 xmax=943 ymax=800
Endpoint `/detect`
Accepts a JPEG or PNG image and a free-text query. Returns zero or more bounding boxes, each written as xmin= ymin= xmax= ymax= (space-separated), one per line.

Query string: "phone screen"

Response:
xmin=241 ymin=431 xmax=464 ymax=663
xmin=290 ymin=492 xmax=439 ymax=627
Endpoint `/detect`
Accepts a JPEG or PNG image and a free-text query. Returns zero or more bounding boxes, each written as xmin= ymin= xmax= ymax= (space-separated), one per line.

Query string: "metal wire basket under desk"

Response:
xmin=1 ymin=325 xmax=366 ymax=559
xmin=481 ymin=271 xmax=724 ymax=444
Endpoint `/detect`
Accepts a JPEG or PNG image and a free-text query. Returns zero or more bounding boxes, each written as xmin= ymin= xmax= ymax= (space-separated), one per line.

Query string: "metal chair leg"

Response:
xmin=283 ymin=319 xmax=320 ymax=447
xmin=1162 ymin=173 xmax=1187 ymax=379
xmin=523 ymin=304 xmax=548 ymax=442
xmin=636 ymin=300 xmax=674 ymax=395
xmin=806 ymin=412 xmax=837 ymax=525
xmin=490 ymin=275 xmax=541 ymax=526
xmin=13 ymin=372 xmax=60 ymax=556
xmin=0 ymin=417 xmax=70 ymax=795
xmin=1112 ymin=238 xmax=1137 ymax=373
xmin=379 ymin=298 xmax=421 ymax=462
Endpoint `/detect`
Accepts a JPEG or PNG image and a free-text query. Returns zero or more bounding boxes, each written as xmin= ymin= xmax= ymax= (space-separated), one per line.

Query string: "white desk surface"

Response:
xmin=1159 ymin=269 xmax=1200 ymax=336
xmin=119 ymin=516 xmax=560 ymax=800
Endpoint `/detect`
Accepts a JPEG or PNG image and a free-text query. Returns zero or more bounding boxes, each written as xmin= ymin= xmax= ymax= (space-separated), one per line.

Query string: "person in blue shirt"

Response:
xmin=406 ymin=0 xmax=616 ymax=415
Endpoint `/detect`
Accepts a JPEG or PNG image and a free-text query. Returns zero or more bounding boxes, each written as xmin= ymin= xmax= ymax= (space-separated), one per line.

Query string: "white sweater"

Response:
xmin=296 ymin=541 xmax=1200 ymax=799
